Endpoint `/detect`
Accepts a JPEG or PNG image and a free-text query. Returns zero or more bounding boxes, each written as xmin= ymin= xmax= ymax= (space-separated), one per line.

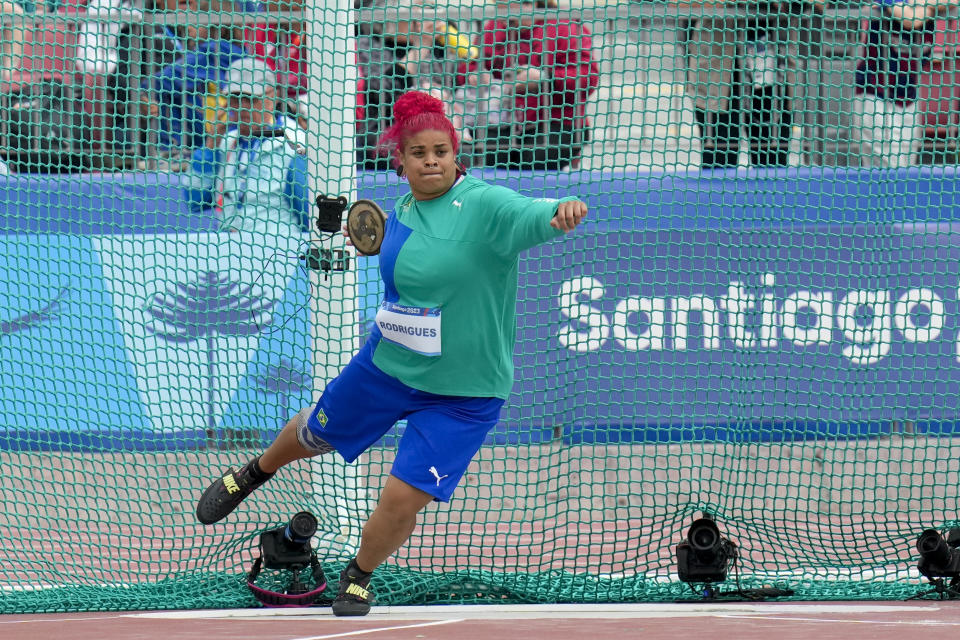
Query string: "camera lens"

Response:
xmin=283 ymin=511 xmax=318 ymax=545
xmin=918 ymin=529 xmax=951 ymax=566
xmin=688 ymin=518 xmax=721 ymax=553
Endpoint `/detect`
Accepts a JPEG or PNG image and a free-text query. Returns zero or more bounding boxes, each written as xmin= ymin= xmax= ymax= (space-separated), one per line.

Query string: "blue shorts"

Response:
xmin=304 ymin=339 xmax=504 ymax=502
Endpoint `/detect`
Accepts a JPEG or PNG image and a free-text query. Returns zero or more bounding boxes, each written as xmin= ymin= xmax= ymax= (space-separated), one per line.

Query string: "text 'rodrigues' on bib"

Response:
xmin=375 ymin=301 xmax=442 ymax=356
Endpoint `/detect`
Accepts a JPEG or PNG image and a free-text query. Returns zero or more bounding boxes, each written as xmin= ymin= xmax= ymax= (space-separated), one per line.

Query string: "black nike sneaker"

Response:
xmin=331 ymin=563 xmax=374 ymax=616
xmin=195 ymin=460 xmax=271 ymax=525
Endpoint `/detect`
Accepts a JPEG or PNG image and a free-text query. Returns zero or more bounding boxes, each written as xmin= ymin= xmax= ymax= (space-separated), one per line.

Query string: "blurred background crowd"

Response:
xmin=0 ymin=0 xmax=956 ymax=175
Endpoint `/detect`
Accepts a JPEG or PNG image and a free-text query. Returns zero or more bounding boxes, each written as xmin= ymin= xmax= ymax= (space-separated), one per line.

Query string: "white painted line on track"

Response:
xmin=719 ymin=614 xmax=960 ymax=627
xmin=285 ymin=619 xmax=463 ymax=640
xmin=127 ymin=602 xmax=940 ymax=622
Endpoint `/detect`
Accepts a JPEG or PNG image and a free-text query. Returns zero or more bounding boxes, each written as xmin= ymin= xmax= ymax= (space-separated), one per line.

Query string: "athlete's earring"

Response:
xmin=395 ymin=164 xmax=404 ymax=178
xmin=456 ymin=161 xmax=466 ymax=175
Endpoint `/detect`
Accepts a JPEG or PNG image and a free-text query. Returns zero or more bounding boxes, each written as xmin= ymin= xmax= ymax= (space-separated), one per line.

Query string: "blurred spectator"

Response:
xmin=0 ymin=1 xmax=28 ymax=82
xmin=144 ymin=0 xmax=308 ymax=161
xmin=245 ymin=7 xmax=308 ymax=127
xmin=355 ymin=0 xmax=473 ymax=169
xmin=75 ymin=0 xmax=137 ymax=79
xmin=454 ymin=63 xmax=548 ymax=168
xmin=0 ymin=1 xmax=66 ymax=82
xmin=853 ymin=0 xmax=956 ymax=168
xmin=149 ymin=0 xmax=223 ymax=62
xmin=401 ymin=16 xmax=477 ymax=135
xmin=454 ymin=69 xmax=512 ymax=148
xmin=72 ymin=0 xmax=198 ymax=159
xmin=457 ymin=0 xmax=599 ymax=171
xmin=679 ymin=1 xmax=816 ymax=168
xmin=144 ymin=0 xmax=259 ymax=160
xmin=182 ymin=56 xmax=310 ymax=236
xmin=73 ymin=0 xmax=143 ymax=154
xmin=915 ymin=3 xmax=960 ymax=164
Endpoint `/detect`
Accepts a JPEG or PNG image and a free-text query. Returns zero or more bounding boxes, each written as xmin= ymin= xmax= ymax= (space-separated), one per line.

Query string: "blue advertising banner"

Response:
xmin=359 ymin=167 xmax=960 ymax=443
xmin=0 ymin=231 xmax=314 ymax=450
xmin=509 ymin=223 xmax=960 ymax=443
xmin=0 ymin=172 xmax=216 ymax=235
xmin=3 ymin=166 xmax=960 ymax=449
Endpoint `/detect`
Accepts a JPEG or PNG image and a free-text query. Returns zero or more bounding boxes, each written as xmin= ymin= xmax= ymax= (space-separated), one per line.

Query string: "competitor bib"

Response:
xmin=375 ymin=302 xmax=442 ymax=356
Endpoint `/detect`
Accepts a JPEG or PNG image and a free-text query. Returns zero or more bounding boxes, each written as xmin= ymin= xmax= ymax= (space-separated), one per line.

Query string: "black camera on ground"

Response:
xmin=260 ymin=511 xmax=318 ymax=570
xmin=247 ymin=511 xmax=328 ymax=606
xmin=676 ymin=515 xmax=737 ymax=584
xmin=917 ymin=528 xmax=960 ymax=579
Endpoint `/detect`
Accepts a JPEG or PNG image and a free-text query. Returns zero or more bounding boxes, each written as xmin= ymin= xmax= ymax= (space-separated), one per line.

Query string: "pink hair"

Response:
xmin=378 ymin=91 xmax=459 ymax=169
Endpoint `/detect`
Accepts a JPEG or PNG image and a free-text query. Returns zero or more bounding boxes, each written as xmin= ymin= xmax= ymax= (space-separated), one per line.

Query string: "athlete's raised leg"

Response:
xmin=195 ymin=407 xmax=330 ymax=525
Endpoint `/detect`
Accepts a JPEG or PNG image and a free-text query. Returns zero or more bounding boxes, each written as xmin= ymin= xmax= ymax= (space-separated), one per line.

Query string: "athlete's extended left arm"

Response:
xmin=550 ymin=199 xmax=588 ymax=233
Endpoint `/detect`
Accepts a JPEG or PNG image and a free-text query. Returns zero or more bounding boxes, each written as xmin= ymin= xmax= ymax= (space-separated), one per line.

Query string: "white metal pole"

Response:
xmin=304 ymin=0 xmax=365 ymax=556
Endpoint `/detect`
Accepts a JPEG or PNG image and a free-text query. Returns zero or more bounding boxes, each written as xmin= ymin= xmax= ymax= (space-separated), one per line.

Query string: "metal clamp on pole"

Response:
xmin=300 ymin=194 xmax=351 ymax=279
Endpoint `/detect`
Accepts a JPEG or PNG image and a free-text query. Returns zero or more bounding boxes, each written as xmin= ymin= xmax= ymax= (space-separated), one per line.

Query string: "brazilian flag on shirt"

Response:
xmin=370 ymin=175 xmax=576 ymax=400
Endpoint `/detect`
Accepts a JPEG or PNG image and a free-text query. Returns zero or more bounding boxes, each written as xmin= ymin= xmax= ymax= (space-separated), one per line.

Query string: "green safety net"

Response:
xmin=2 ymin=0 xmax=960 ymax=613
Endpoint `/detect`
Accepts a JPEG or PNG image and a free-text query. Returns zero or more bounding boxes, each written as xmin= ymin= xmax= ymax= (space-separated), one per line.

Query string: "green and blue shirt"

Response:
xmin=370 ymin=174 xmax=574 ymax=399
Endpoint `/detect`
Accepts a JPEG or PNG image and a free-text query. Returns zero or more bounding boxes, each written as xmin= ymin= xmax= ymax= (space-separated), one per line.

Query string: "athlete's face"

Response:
xmin=400 ymin=129 xmax=458 ymax=201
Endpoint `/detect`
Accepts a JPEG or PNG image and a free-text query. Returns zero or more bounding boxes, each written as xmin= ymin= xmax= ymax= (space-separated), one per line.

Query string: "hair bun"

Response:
xmin=393 ymin=91 xmax=446 ymax=124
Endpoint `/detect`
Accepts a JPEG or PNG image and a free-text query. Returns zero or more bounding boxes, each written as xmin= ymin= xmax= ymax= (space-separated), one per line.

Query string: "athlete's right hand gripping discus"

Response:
xmin=346 ymin=199 xmax=387 ymax=256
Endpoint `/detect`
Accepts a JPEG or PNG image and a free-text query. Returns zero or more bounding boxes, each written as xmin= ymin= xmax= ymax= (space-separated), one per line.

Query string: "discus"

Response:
xmin=346 ymin=199 xmax=387 ymax=256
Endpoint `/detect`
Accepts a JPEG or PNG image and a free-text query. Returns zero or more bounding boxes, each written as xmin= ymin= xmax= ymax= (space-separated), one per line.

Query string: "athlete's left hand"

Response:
xmin=551 ymin=200 xmax=588 ymax=233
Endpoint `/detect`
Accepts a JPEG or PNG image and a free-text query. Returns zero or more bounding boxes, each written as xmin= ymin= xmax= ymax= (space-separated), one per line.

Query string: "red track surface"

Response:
xmin=4 ymin=602 xmax=960 ymax=640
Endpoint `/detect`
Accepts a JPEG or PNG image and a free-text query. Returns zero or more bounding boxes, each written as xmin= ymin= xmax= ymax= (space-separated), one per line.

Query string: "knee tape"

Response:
xmin=295 ymin=407 xmax=334 ymax=455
